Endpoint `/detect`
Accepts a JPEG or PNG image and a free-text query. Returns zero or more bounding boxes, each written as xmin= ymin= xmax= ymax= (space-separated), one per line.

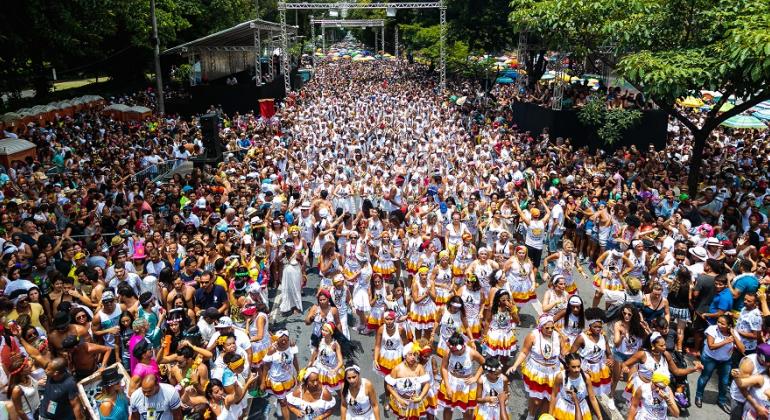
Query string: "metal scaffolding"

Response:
xmin=394 ymin=25 xmax=399 ymax=57
xmin=515 ymin=31 xmax=527 ymax=92
xmin=278 ymin=1 xmax=445 ymax=91
xmin=551 ymin=52 xmax=566 ymax=110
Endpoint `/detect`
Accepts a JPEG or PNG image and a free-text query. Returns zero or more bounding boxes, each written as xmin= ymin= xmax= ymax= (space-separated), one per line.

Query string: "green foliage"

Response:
xmin=578 ymin=95 xmax=642 ymax=145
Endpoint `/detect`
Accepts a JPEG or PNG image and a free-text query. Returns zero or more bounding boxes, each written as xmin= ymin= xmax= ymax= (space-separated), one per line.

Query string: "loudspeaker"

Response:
xmin=199 ymin=113 xmax=224 ymax=163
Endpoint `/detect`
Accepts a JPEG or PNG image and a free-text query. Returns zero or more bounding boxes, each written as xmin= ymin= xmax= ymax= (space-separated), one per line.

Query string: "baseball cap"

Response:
xmin=215 ymin=316 xmax=234 ymax=329
xmin=101 ymin=291 xmax=116 ymax=302
xmin=203 ymin=307 xmax=221 ymax=319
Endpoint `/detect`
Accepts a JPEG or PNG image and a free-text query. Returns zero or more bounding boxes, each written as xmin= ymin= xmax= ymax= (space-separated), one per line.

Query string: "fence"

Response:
xmin=131 ymin=159 xmax=182 ymax=185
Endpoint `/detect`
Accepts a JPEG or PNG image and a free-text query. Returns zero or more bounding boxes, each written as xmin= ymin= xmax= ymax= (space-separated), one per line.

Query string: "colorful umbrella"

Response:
xmin=496 ymin=77 xmax=515 ymax=84
xmin=753 ymin=109 xmax=770 ymax=120
xmin=677 ymin=96 xmax=704 ymax=108
xmin=721 ymin=115 xmax=768 ymax=130
xmin=752 ymin=100 xmax=770 ymax=111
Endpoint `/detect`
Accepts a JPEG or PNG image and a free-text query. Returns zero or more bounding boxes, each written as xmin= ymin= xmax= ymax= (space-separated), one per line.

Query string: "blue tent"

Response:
xmin=501 ymin=69 xmax=518 ymax=78
xmin=496 ymin=77 xmax=515 ymax=84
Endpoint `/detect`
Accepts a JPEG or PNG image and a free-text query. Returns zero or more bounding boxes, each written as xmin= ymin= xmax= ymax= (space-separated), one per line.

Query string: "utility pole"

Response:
xmin=150 ymin=0 xmax=165 ymax=114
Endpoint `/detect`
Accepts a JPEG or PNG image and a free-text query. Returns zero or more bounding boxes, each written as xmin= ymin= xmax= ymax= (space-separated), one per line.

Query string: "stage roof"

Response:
xmin=163 ymin=19 xmax=298 ymax=55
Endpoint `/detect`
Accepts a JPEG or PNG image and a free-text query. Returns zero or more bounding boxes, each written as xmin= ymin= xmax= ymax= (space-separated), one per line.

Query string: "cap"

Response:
xmin=203 ymin=307 xmax=221 ymax=319
xmin=101 ymin=291 xmax=116 ymax=302
xmin=74 ymin=252 xmax=86 ymax=260
xmin=215 ymin=316 xmax=234 ymax=329
xmin=100 ymin=366 xmax=123 ymax=388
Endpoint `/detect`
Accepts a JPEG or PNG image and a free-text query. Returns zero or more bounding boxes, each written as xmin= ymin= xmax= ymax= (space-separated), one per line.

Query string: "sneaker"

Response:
xmin=604 ymin=396 xmax=618 ymax=412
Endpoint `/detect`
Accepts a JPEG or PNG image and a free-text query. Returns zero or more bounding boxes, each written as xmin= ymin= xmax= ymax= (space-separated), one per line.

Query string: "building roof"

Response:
xmin=163 ymin=19 xmax=298 ymax=55
xmin=0 ymin=138 xmax=36 ymax=155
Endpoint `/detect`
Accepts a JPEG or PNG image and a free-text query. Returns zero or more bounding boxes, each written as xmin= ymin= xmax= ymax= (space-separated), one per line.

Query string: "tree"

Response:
xmin=509 ymin=0 xmax=770 ymax=193
xmin=578 ymin=94 xmax=643 ymax=145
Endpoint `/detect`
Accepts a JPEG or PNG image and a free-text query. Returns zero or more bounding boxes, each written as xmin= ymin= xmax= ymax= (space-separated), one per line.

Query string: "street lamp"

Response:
xmin=150 ymin=0 xmax=165 ymax=114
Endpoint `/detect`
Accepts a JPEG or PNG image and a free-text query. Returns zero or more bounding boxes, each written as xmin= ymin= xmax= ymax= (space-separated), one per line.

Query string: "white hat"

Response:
xmin=689 ymin=246 xmax=707 ymax=261
xmin=215 ymin=317 xmax=234 ymax=329
xmin=705 ymin=237 xmax=723 ymax=247
xmin=196 ymin=198 xmax=207 ymax=209
xmin=300 ymin=201 xmax=312 ymax=210
xmin=250 ymin=216 xmax=262 ymax=225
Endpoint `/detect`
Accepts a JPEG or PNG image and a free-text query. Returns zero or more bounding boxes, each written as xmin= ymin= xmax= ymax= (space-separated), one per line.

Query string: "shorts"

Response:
xmin=670 ymin=306 xmax=691 ymax=323
xmin=613 ymin=350 xmax=632 ymax=363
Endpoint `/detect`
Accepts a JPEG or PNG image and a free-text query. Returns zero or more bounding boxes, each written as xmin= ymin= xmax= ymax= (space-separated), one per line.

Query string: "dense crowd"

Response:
xmin=0 ymin=43 xmax=769 ymax=420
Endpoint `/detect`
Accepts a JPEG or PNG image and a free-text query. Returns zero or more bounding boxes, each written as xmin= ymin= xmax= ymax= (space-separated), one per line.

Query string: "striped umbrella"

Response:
xmin=752 ymin=100 xmax=770 ymax=111
xmin=753 ymin=109 xmax=770 ymax=120
xmin=720 ymin=115 xmax=768 ymax=130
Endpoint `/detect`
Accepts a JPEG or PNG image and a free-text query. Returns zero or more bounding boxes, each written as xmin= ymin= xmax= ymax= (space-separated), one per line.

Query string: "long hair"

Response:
xmin=315 ymin=323 xmax=362 ymax=362
xmin=369 ymin=273 xmax=384 ymax=301
xmin=490 ymin=288 xmax=511 ymax=315
xmin=561 ymin=352 xmax=590 ymax=388
xmin=563 ymin=296 xmax=585 ymax=331
xmin=669 ymin=268 xmax=691 ymax=296
xmin=622 ymin=304 xmax=646 ymax=338
xmin=205 ymin=379 xmax=224 ymax=400
xmin=446 ymin=295 xmax=467 ymax=320
xmin=341 ymin=362 xmax=361 ymax=400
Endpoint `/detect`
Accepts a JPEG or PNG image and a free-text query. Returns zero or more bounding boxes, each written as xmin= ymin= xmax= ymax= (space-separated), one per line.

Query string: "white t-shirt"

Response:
xmin=703 ymin=325 xmax=734 ymax=361
xmin=129 ymin=383 xmax=181 ymax=420
xmin=525 ymin=219 xmax=546 ymax=250
xmin=549 ymin=203 xmax=565 ymax=235
xmin=736 ymin=307 xmax=763 ymax=351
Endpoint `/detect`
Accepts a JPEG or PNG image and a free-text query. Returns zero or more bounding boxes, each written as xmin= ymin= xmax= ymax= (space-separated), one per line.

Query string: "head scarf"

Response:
xmin=537 ymin=315 xmax=554 ymax=331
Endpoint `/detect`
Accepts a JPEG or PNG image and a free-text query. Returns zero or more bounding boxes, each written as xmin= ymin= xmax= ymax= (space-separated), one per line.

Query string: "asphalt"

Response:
xmin=246 ymin=263 xmax=727 ymax=419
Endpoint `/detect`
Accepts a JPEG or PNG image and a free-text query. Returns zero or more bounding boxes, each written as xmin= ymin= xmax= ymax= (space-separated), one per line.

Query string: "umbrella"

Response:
xmin=496 ymin=77 xmax=514 ymax=84
xmin=721 ymin=115 xmax=768 ymax=130
xmin=4 ymin=279 xmax=36 ymax=298
xmin=678 ymin=96 xmax=704 ymax=108
xmin=752 ymin=100 xmax=770 ymax=111
xmin=540 ymin=72 xmax=555 ymax=80
xmin=753 ymin=109 xmax=770 ymax=120
xmin=701 ymin=102 xmax=735 ymax=112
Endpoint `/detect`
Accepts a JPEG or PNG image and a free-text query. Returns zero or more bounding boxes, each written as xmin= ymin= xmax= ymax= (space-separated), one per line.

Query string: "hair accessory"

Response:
xmin=450 ymin=302 xmax=463 ymax=308
xmin=586 ymin=318 xmax=602 ymax=326
xmin=227 ymin=357 xmax=245 ymax=371
xmin=650 ymin=332 xmax=662 ymax=343
xmin=537 ymin=315 xmax=554 ymax=330
xmin=568 ymin=295 xmax=582 ymax=306
xmin=345 ymin=365 xmax=361 ymax=373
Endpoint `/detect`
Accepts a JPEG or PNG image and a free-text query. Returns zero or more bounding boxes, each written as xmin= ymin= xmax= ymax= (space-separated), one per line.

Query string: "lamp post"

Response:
xmin=150 ymin=0 xmax=165 ymax=114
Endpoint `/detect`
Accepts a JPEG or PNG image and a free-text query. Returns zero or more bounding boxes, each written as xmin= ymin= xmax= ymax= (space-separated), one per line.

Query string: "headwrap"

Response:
xmin=515 ymin=245 xmax=527 ymax=254
xmin=651 ymin=371 xmax=670 ymax=386
xmin=227 ymin=357 xmax=245 ymax=371
xmin=631 ymin=239 xmax=643 ymax=248
xmin=272 ymin=329 xmax=290 ymax=341
xmin=438 ymin=250 xmax=450 ymax=259
xmin=317 ymin=289 xmax=332 ymax=300
xmin=551 ymin=274 xmax=565 ymax=285
xmin=322 ymin=322 xmax=336 ymax=334
xmin=586 ymin=318 xmax=603 ymax=326
xmin=298 ymin=366 xmax=320 ymax=382
xmin=649 ymin=332 xmax=662 ymax=344
xmin=132 ymin=318 xmax=149 ymax=329
xmin=384 ymin=310 xmax=396 ymax=320
xmin=568 ymin=295 xmax=582 ymax=306
xmin=537 ymin=315 xmax=554 ymax=330
xmin=402 ymin=342 xmax=421 ymax=357
xmin=418 ymin=266 xmax=429 ymax=275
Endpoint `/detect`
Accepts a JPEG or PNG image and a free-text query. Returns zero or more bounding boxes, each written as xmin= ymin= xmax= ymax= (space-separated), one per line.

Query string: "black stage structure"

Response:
xmin=162 ymin=19 xmax=299 ymax=116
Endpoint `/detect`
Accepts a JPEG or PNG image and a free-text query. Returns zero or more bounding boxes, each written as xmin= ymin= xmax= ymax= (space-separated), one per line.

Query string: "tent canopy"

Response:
xmin=0 ymin=138 xmax=36 ymax=155
xmin=163 ymin=19 xmax=297 ymax=55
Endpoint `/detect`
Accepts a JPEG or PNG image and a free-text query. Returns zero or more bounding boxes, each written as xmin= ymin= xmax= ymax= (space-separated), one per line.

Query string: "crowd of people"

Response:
xmin=0 ymin=41 xmax=769 ymax=420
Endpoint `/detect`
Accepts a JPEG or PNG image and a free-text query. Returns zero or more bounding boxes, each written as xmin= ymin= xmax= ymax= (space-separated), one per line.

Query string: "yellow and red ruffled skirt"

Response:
xmin=265 ymin=376 xmax=296 ymax=398
xmin=521 ymin=358 xmax=560 ymax=400
xmin=437 ymin=375 xmax=478 ymax=412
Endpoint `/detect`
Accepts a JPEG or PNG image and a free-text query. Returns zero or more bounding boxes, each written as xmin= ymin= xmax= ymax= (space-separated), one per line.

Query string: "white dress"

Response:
xmin=344 ymin=378 xmax=376 ymax=420
xmin=286 ymin=389 xmax=336 ymax=419
xmin=279 ymin=257 xmax=303 ymax=313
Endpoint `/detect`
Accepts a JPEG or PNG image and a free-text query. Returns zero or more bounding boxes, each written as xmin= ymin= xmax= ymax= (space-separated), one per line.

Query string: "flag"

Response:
xmin=259 ymin=98 xmax=276 ymax=119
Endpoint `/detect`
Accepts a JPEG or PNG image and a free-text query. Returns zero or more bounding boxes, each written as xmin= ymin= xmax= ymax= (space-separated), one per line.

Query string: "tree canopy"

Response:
xmin=509 ymin=0 xmax=770 ymax=192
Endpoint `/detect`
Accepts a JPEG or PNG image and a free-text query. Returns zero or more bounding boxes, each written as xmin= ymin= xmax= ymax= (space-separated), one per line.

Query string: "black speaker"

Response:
xmin=199 ymin=113 xmax=224 ymax=163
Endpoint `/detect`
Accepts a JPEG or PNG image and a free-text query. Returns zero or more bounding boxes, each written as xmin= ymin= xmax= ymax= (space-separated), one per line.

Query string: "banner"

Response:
xmin=259 ymin=98 xmax=276 ymax=119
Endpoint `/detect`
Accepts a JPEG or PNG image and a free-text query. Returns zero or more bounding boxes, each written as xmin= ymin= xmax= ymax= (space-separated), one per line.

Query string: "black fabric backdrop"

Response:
xmin=509 ymin=102 xmax=668 ymax=151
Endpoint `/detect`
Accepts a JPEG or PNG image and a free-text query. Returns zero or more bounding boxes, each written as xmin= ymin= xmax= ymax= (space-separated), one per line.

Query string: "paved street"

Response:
xmin=249 ymin=264 xmax=726 ymax=419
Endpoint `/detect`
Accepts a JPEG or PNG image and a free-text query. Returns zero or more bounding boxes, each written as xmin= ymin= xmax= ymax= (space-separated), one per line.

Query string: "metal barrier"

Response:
xmin=131 ymin=159 xmax=182 ymax=185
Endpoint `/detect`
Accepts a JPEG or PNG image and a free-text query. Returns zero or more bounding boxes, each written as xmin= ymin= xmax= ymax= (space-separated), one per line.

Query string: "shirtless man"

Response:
xmin=59 ymin=334 xmax=112 ymax=380
xmin=48 ymin=310 xmax=92 ymax=357
xmin=166 ymin=276 xmax=195 ymax=311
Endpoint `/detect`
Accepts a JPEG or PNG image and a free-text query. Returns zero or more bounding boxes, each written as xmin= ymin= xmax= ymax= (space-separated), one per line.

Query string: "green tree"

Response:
xmin=509 ymin=0 xmax=770 ymax=193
